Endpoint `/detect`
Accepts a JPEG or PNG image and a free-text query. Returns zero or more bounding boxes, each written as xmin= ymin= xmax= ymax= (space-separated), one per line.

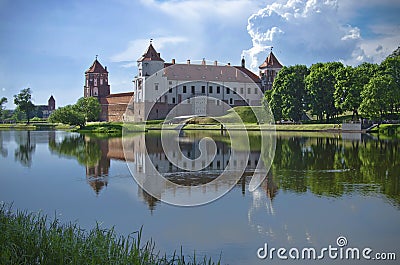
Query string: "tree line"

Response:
xmin=264 ymin=50 xmax=400 ymax=122
xmin=0 ymin=88 xmax=100 ymax=127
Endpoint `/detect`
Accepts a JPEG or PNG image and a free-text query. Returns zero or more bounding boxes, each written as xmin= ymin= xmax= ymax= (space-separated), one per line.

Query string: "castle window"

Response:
xmin=229 ymin=98 xmax=233 ymax=105
xmin=93 ymin=87 xmax=98 ymax=96
xmin=155 ymin=83 xmax=159 ymax=90
xmin=201 ymin=86 xmax=205 ymax=93
xmin=248 ymin=87 xmax=251 ymax=94
xmin=226 ymin=87 xmax=230 ymax=94
xmin=94 ymin=79 xmax=97 ymax=86
xmin=209 ymin=86 xmax=213 ymax=93
xmin=217 ymin=86 xmax=220 ymax=94
xmin=169 ymin=81 xmax=172 ymax=85
xmin=169 ymin=88 xmax=172 ymax=93
xmin=191 ymin=86 xmax=195 ymax=94
xmin=240 ymin=87 xmax=244 ymax=94
xmin=233 ymin=88 xmax=237 ymax=94
xmin=172 ymin=97 xmax=176 ymax=104
xmin=183 ymin=86 xmax=187 ymax=93
xmin=254 ymin=87 xmax=258 ymax=94
xmin=164 ymin=95 xmax=168 ymax=102
xmin=100 ymin=78 xmax=103 ymax=85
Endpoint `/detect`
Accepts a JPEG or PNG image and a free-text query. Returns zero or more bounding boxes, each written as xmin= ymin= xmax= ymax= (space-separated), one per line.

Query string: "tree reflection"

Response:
xmin=0 ymin=131 xmax=8 ymax=158
xmin=263 ymin=135 xmax=400 ymax=206
xmin=49 ymin=134 xmax=109 ymax=195
xmin=14 ymin=131 xmax=35 ymax=167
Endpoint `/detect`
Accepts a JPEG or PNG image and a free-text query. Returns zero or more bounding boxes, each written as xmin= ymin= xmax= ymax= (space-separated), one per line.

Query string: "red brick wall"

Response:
xmin=100 ymin=93 xmax=133 ymax=122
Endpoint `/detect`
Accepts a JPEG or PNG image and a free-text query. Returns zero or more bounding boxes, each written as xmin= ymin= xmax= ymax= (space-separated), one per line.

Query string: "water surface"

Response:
xmin=0 ymin=130 xmax=399 ymax=264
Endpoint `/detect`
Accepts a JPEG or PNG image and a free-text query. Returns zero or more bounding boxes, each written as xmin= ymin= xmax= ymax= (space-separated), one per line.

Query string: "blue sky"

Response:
xmin=1 ymin=0 xmax=399 ymax=109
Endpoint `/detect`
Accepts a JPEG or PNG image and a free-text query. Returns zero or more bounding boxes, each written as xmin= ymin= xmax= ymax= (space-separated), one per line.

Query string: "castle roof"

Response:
xmin=138 ymin=43 xmax=164 ymax=62
xmin=48 ymin=95 xmax=55 ymax=102
xmin=86 ymin=59 xmax=108 ymax=74
xmin=259 ymin=51 xmax=283 ymax=69
xmin=162 ymin=63 xmax=261 ymax=84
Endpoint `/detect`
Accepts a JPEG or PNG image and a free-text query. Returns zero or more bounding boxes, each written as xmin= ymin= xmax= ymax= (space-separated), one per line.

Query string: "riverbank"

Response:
xmin=3 ymin=121 xmax=400 ymax=138
xmin=0 ymin=123 xmax=71 ymax=130
xmin=0 ymin=203 xmax=219 ymax=265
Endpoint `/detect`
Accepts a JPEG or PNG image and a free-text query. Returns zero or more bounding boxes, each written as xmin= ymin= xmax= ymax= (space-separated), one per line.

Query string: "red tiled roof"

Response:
xmin=138 ymin=44 xmax=164 ymax=62
xmin=106 ymin=92 xmax=134 ymax=98
xmin=233 ymin=66 xmax=262 ymax=83
xmin=163 ymin=63 xmax=261 ymax=84
xmin=259 ymin=51 xmax=283 ymax=69
xmin=100 ymin=92 xmax=134 ymax=105
xmin=86 ymin=59 xmax=108 ymax=74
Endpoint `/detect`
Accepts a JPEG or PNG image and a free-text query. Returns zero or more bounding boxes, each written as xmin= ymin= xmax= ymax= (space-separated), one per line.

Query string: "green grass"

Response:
xmin=369 ymin=124 xmax=400 ymax=137
xmin=0 ymin=203 xmax=220 ymax=265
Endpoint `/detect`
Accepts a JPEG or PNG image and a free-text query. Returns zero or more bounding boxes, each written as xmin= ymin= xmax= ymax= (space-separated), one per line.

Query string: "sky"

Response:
xmin=0 ymin=0 xmax=399 ymax=109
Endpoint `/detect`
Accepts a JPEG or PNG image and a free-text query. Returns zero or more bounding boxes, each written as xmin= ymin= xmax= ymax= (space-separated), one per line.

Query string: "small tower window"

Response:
xmin=100 ymin=78 xmax=103 ymax=85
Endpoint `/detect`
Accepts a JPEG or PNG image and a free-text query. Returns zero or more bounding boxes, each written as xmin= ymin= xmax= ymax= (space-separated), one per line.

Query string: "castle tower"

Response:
xmin=259 ymin=48 xmax=283 ymax=91
xmin=48 ymin=95 xmax=55 ymax=111
xmin=133 ymin=40 xmax=165 ymax=121
xmin=84 ymin=56 xmax=110 ymax=98
xmin=137 ymin=40 xmax=165 ymax=78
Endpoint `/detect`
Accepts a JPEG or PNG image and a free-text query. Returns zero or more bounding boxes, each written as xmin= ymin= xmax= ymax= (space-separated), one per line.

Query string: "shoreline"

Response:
xmin=1 ymin=122 xmax=399 ymax=138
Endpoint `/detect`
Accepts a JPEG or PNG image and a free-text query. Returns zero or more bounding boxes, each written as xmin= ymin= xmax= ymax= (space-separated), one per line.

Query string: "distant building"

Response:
xmin=83 ymin=43 xmax=283 ymax=122
xmin=36 ymin=95 xmax=56 ymax=118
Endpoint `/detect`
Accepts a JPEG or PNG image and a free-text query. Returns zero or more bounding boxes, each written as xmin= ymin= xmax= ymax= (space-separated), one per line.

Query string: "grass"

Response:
xmin=0 ymin=203 xmax=220 ymax=265
xmin=369 ymin=124 xmax=400 ymax=137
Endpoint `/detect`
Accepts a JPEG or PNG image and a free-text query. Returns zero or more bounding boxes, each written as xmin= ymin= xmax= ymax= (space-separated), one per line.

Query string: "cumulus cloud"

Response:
xmin=242 ymin=0 xmax=375 ymax=70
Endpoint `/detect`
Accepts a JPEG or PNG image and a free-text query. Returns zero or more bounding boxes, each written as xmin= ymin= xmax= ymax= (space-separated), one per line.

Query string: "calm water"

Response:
xmin=0 ymin=130 xmax=399 ymax=264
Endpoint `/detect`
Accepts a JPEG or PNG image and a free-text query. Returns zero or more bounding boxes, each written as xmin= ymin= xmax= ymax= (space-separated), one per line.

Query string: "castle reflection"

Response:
xmin=45 ymin=131 xmax=400 ymax=210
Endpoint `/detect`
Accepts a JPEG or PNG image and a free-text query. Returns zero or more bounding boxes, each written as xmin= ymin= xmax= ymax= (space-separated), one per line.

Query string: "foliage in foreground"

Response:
xmin=0 ymin=204 xmax=219 ymax=265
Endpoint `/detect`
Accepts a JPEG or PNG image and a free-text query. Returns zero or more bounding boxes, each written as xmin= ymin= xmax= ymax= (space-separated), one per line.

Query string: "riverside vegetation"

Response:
xmin=0 ymin=203 xmax=219 ymax=265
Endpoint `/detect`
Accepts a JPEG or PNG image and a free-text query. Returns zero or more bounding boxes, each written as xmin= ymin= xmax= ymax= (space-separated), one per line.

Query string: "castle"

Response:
xmin=84 ymin=42 xmax=283 ymax=122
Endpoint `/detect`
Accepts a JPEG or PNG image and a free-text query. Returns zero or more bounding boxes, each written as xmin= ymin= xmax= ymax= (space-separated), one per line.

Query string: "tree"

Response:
xmin=305 ymin=62 xmax=343 ymax=121
xmin=359 ymin=75 xmax=396 ymax=120
xmin=267 ymin=65 xmax=309 ymax=122
xmin=49 ymin=105 xmax=86 ymax=127
xmin=74 ymin=97 xmax=101 ymax=122
xmin=334 ymin=66 xmax=361 ymax=119
xmin=13 ymin=88 xmax=35 ymax=124
xmin=380 ymin=56 xmax=400 ymax=112
xmin=0 ymin=97 xmax=7 ymax=121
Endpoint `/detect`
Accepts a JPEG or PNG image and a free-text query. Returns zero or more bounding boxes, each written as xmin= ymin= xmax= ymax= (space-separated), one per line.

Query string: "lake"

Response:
xmin=0 ymin=130 xmax=399 ymax=264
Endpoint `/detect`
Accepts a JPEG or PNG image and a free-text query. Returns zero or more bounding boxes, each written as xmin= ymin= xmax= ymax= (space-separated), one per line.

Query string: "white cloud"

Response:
xmin=110 ymin=36 xmax=188 ymax=63
xmin=243 ymin=0 xmax=400 ymax=70
xmin=140 ymin=0 xmax=262 ymax=24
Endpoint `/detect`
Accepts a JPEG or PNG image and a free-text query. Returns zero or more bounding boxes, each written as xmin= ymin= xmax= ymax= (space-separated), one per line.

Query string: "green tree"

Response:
xmin=359 ymin=75 xmax=396 ymax=120
xmin=305 ymin=62 xmax=343 ymax=121
xmin=49 ymin=105 xmax=86 ymax=127
xmin=380 ymin=56 xmax=400 ymax=112
xmin=13 ymin=88 xmax=35 ymax=124
xmin=267 ymin=65 xmax=309 ymax=122
xmin=74 ymin=97 xmax=101 ymax=122
xmin=334 ymin=66 xmax=361 ymax=119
